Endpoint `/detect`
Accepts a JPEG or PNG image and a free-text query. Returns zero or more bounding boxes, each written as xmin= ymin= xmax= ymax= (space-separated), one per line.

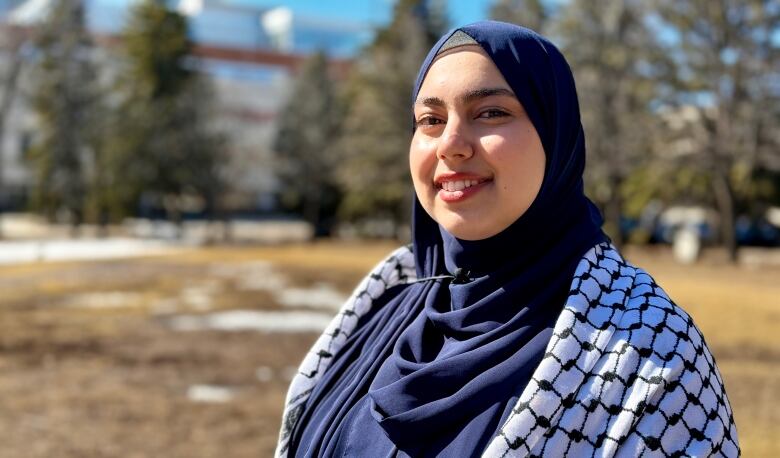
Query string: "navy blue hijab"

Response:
xmin=288 ymin=21 xmax=606 ymax=457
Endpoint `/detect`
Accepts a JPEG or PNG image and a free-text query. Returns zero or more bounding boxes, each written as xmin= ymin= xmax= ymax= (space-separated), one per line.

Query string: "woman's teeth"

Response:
xmin=442 ymin=180 xmax=481 ymax=192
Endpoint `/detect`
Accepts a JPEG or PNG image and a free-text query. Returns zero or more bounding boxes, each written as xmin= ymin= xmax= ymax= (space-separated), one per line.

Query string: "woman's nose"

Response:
xmin=437 ymin=118 xmax=474 ymax=161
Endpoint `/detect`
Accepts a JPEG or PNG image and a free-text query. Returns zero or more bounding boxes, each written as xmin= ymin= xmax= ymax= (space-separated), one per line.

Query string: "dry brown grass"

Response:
xmin=173 ymin=240 xmax=401 ymax=272
xmin=0 ymin=241 xmax=775 ymax=457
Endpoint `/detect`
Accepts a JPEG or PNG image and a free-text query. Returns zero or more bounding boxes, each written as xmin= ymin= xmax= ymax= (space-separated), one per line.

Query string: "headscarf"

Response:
xmin=288 ymin=21 xmax=607 ymax=456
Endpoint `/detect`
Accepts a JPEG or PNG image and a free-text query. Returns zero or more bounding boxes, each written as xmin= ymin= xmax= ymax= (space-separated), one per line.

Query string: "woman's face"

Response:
xmin=410 ymin=46 xmax=546 ymax=241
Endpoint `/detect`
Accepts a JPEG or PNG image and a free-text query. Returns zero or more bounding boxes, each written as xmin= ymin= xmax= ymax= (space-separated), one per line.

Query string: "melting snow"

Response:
xmin=210 ymin=260 xmax=347 ymax=310
xmin=255 ymin=366 xmax=274 ymax=382
xmin=0 ymin=238 xmax=175 ymax=264
xmin=167 ymin=310 xmax=333 ymax=333
xmin=276 ymin=283 xmax=347 ymax=311
xmin=187 ymin=384 xmax=235 ymax=403
xmin=238 ymin=264 xmax=288 ymax=291
xmin=181 ymin=286 xmax=215 ymax=311
xmin=66 ymin=291 xmax=146 ymax=309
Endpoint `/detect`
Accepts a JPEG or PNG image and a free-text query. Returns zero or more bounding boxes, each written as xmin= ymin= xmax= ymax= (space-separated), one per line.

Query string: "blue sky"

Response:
xmin=86 ymin=0 xmax=496 ymax=54
xmin=228 ymin=0 xmax=494 ymax=27
xmin=89 ymin=0 xmax=575 ymax=32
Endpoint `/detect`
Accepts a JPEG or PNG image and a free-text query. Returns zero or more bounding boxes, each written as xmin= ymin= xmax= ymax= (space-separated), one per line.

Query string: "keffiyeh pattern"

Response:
xmin=276 ymin=243 xmax=739 ymax=457
xmin=483 ymin=243 xmax=739 ymax=457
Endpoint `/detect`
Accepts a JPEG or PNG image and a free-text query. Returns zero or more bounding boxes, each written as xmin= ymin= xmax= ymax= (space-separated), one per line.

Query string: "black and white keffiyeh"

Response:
xmin=276 ymin=243 xmax=739 ymax=457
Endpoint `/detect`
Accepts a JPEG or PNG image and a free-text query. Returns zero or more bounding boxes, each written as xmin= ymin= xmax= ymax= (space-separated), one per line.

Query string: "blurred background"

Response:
xmin=0 ymin=0 xmax=776 ymax=456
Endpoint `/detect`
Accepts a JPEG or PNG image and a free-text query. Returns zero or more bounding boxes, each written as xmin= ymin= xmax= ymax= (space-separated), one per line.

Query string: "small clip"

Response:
xmin=452 ymin=268 xmax=472 ymax=284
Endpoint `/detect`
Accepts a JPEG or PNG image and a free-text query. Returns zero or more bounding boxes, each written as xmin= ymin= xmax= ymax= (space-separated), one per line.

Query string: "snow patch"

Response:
xmin=187 ymin=384 xmax=235 ymax=403
xmin=166 ymin=310 xmax=333 ymax=333
xmin=0 ymin=238 xmax=175 ymax=265
xmin=255 ymin=366 xmax=274 ymax=382
xmin=276 ymin=283 xmax=347 ymax=311
xmin=66 ymin=291 xmax=146 ymax=309
xmin=181 ymin=286 xmax=215 ymax=311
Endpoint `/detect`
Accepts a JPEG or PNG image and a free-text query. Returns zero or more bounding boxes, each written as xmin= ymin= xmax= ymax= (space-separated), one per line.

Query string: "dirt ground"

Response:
xmin=0 ymin=241 xmax=776 ymax=457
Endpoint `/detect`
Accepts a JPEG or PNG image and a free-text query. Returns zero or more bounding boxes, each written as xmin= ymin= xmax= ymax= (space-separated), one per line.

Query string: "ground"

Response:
xmin=0 ymin=241 xmax=776 ymax=457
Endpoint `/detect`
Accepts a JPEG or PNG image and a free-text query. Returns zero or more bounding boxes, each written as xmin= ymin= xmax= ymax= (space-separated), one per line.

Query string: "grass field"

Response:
xmin=0 ymin=241 xmax=776 ymax=457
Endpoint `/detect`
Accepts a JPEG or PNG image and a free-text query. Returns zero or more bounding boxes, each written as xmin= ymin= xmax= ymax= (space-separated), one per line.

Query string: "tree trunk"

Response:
xmin=69 ymin=209 xmax=83 ymax=239
xmin=711 ymin=169 xmax=738 ymax=263
xmin=606 ymin=173 xmax=624 ymax=249
xmin=0 ymin=31 xmax=24 ymax=240
xmin=97 ymin=207 xmax=109 ymax=238
xmin=302 ymin=190 xmax=321 ymax=241
xmin=164 ymin=195 xmax=184 ymax=240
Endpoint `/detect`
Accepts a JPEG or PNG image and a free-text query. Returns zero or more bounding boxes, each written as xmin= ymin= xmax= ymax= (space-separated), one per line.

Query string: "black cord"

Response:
xmin=407 ymin=268 xmax=473 ymax=284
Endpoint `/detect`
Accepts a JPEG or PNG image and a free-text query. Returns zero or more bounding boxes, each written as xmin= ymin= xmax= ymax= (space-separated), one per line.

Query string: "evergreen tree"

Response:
xmin=335 ymin=0 xmax=446 ymax=234
xmin=27 ymin=0 xmax=100 ymax=232
xmin=274 ymin=51 xmax=342 ymax=237
xmin=110 ymin=0 xmax=225 ymax=228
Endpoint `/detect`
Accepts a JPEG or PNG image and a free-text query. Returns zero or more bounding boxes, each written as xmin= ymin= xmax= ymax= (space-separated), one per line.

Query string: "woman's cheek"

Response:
xmin=410 ymin=138 xmax=437 ymax=183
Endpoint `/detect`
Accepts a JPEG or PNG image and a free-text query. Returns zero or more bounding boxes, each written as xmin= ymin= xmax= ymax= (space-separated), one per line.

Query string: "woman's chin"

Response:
xmin=438 ymin=216 xmax=502 ymax=241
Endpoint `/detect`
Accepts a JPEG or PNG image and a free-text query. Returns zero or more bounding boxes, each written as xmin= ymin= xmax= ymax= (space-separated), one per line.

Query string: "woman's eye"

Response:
xmin=415 ymin=116 xmax=444 ymax=127
xmin=478 ymin=109 xmax=510 ymax=119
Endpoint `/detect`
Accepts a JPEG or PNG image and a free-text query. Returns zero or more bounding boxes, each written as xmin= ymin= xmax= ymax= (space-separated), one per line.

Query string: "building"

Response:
xmin=0 ymin=0 xmax=371 ymax=212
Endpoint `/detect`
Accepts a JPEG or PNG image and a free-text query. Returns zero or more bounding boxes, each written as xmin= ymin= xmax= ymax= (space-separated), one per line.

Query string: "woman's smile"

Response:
xmin=434 ymin=172 xmax=493 ymax=203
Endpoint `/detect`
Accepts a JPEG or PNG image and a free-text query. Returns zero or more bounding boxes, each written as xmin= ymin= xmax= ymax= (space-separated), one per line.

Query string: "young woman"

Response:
xmin=276 ymin=21 xmax=739 ymax=457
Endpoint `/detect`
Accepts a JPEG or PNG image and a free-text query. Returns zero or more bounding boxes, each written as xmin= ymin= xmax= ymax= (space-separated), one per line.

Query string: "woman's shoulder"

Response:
xmin=361 ymin=244 xmax=417 ymax=291
xmin=485 ymin=243 xmax=740 ymax=457
xmin=566 ymin=243 xmax=731 ymax=405
xmin=292 ymin=243 xmax=416 ymax=376
xmin=567 ymin=242 xmax=702 ymax=348
xmin=276 ymin=245 xmax=416 ymax=457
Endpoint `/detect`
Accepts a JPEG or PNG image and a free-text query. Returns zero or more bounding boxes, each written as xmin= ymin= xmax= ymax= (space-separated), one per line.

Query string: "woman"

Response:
xmin=276 ymin=21 xmax=739 ymax=457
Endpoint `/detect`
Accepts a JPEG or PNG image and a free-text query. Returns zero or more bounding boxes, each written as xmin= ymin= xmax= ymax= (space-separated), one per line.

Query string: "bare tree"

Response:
xmin=554 ymin=0 xmax=672 ymax=247
xmin=655 ymin=0 xmax=780 ymax=261
xmin=490 ymin=0 xmax=553 ymax=34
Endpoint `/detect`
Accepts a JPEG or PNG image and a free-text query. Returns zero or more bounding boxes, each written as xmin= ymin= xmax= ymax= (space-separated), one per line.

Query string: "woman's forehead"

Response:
xmin=418 ymin=47 xmax=514 ymax=100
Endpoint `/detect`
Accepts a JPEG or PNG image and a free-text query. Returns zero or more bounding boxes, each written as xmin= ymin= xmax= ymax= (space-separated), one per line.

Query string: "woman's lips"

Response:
xmin=437 ymin=180 xmax=491 ymax=203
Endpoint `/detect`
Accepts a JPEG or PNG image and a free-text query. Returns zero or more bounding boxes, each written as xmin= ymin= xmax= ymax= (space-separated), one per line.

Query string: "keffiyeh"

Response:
xmin=277 ymin=243 xmax=740 ymax=457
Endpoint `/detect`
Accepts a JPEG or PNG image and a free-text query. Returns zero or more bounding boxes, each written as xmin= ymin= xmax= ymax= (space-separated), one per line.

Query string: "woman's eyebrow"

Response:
xmin=460 ymin=87 xmax=515 ymax=104
xmin=415 ymin=96 xmax=445 ymax=108
xmin=414 ymin=87 xmax=516 ymax=107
